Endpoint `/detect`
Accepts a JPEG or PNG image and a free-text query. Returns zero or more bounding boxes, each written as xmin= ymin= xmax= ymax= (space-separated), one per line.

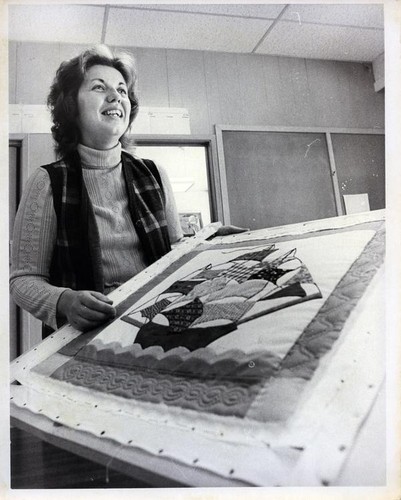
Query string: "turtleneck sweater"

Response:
xmin=10 ymin=143 xmax=182 ymax=330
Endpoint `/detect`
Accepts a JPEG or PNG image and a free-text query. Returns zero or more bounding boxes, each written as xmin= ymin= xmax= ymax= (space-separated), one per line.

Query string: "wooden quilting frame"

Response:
xmin=10 ymin=211 xmax=386 ymax=486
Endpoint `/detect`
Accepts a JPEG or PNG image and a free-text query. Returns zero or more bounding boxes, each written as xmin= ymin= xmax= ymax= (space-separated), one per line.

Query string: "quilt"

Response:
xmin=10 ymin=212 xmax=386 ymax=486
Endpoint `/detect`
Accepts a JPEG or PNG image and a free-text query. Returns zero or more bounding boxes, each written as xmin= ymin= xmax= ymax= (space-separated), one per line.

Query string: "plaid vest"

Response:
xmin=43 ymin=150 xmax=171 ymax=293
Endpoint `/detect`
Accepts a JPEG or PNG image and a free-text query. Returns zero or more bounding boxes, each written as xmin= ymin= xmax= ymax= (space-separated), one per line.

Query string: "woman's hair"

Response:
xmin=47 ymin=45 xmax=139 ymax=157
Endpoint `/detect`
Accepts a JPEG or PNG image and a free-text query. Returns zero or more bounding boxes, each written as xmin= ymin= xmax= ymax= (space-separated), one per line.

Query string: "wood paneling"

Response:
xmin=10 ymin=42 xmax=384 ymax=133
xmin=135 ymin=48 xmax=169 ymax=107
xmin=15 ymin=43 xmax=60 ymax=105
xmin=348 ymin=64 xmax=369 ymax=127
xmin=236 ymin=53 xmax=269 ymax=125
xmin=9 ymin=41 xmax=17 ymax=104
xmin=261 ymin=55 xmax=283 ymax=126
xmin=331 ymin=61 xmax=353 ymax=128
xmin=203 ymin=52 xmax=224 ymax=131
xmin=205 ymin=52 xmax=245 ymax=127
xmin=305 ymin=59 xmax=335 ymax=127
xmin=277 ymin=57 xmax=301 ymax=126
xmin=279 ymin=57 xmax=311 ymax=127
xmin=166 ymin=49 xmax=210 ymax=134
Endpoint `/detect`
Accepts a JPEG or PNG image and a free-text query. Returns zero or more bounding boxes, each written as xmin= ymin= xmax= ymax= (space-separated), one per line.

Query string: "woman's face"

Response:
xmin=77 ymin=64 xmax=131 ymax=150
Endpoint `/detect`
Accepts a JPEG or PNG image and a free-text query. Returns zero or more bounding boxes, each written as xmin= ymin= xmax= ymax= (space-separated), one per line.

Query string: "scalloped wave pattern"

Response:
xmin=75 ymin=342 xmax=282 ymax=381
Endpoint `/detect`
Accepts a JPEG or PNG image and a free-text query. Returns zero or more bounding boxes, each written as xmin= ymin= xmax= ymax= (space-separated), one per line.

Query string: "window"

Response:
xmin=134 ymin=143 xmax=215 ymax=235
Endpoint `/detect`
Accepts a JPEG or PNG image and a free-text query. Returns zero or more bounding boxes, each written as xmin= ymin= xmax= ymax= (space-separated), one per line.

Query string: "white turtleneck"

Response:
xmin=10 ymin=143 xmax=183 ymax=330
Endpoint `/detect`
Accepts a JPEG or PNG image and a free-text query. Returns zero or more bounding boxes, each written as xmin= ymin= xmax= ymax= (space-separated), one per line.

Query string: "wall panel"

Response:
xmin=9 ymin=41 xmax=384 ymax=133
xmin=166 ymin=50 xmax=210 ymax=134
xmin=305 ymin=59 xmax=335 ymax=127
xmin=9 ymin=41 xmax=17 ymax=104
xmin=331 ymin=61 xmax=353 ymax=128
xmin=206 ymin=52 xmax=244 ymax=126
xmin=261 ymin=55 xmax=283 ymax=126
xmin=281 ymin=57 xmax=311 ymax=127
xmin=203 ymin=52 xmax=224 ymax=133
xmin=16 ymin=42 xmax=60 ymax=104
xmin=236 ymin=54 xmax=269 ymax=125
xmin=348 ymin=64 xmax=369 ymax=127
xmin=135 ymin=48 xmax=169 ymax=107
xmin=277 ymin=57 xmax=304 ymax=126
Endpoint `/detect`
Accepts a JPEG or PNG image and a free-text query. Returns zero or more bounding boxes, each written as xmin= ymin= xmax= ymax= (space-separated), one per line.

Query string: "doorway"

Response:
xmin=9 ymin=141 xmax=21 ymax=360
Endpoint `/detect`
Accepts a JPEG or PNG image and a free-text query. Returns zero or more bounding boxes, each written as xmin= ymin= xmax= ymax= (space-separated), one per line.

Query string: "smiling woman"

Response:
xmin=10 ymin=45 xmax=183 ymax=337
xmin=47 ymin=45 xmax=139 ymax=156
xmin=77 ymin=65 xmax=132 ymax=150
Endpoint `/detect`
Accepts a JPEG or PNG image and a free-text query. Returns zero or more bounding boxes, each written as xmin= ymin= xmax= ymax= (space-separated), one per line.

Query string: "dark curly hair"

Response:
xmin=47 ymin=45 xmax=139 ymax=158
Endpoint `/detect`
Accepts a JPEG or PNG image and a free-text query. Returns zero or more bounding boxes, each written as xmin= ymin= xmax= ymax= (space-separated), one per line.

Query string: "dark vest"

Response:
xmin=42 ymin=149 xmax=172 ymax=294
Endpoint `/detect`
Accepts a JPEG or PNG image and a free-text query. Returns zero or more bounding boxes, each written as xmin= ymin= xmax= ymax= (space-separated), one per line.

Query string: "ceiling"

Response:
xmin=8 ymin=3 xmax=384 ymax=63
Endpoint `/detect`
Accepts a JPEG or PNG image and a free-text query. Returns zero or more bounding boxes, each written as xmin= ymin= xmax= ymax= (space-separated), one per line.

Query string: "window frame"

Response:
xmin=130 ymin=134 xmax=223 ymax=224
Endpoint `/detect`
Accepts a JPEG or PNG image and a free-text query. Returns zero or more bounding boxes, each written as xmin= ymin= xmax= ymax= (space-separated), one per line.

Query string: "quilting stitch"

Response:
xmin=247 ymin=225 xmax=385 ymax=422
xmin=122 ymin=244 xmax=322 ymax=351
xmin=191 ymin=302 xmax=255 ymax=326
xmin=50 ymin=226 xmax=384 ymax=420
xmin=205 ymin=280 xmax=267 ymax=301
xmin=51 ymin=357 xmax=263 ymax=416
xmin=186 ymin=277 xmax=230 ymax=300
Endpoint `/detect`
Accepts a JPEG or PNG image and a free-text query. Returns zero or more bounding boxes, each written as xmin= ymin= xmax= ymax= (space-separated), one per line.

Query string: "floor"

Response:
xmin=10 ymin=427 xmax=157 ymax=489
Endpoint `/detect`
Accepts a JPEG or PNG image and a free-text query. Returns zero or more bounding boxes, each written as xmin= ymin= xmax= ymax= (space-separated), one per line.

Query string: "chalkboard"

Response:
xmin=331 ymin=134 xmax=385 ymax=212
xmin=222 ymin=130 xmax=337 ymax=230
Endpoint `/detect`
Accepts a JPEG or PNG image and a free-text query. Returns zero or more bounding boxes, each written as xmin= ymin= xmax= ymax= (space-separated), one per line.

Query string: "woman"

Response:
xmin=10 ymin=45 xmax=183 ymax=335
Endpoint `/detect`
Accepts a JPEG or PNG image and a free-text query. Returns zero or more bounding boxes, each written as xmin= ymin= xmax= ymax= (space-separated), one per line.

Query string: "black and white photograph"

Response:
xmin=2 ymin=1 xmax=401 ymax=497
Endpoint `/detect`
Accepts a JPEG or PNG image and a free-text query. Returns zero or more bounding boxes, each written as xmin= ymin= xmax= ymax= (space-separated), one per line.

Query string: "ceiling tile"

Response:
xmin=282 ymin=3 xmax=384 ymax=29
xmin=115 ymin=4 xmax=285 ymax=19
xmin=105 ymin=7 xmax=273 ymax=53
xmin=255 ymin=21 xmax=384 ymax=62
xmin=8 ymin=4 xmax=105 ymax=44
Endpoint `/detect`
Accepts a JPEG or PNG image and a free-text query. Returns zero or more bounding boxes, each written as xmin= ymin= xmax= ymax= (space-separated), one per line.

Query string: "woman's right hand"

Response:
xmin=57 ymin=289 xmax=116 ymax=332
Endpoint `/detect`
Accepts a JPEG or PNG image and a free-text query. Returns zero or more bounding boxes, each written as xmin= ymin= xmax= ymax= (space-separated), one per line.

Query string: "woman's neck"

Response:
xmin=77 ymin=142 xmax=122 ymax=168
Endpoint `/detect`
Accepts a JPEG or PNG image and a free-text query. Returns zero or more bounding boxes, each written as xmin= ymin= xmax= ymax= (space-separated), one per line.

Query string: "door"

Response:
xmin=9 ymin=142 xmax=21 ymax=360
